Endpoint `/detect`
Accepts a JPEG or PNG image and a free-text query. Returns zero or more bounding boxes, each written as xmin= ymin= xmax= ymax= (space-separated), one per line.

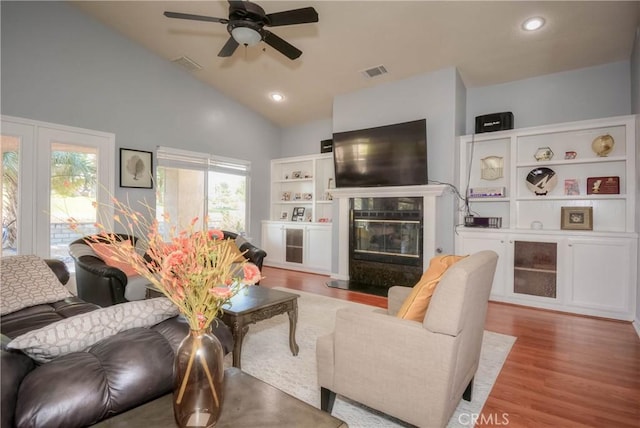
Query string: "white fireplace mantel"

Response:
xmin=330 ymin=185 xmax=449 ymax=281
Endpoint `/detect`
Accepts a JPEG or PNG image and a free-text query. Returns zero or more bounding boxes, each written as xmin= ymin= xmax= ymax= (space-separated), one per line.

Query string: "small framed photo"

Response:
xmin=292 ymin=206 xmax=305 ymax=221
xmin=280 ymin=211 xmax=289 ymax=220
xmin=281 ymin=191 xmax=291 ymax=201
xmin=292 ymin=171 xmax=302 ymax=179
xmin=564 ymin=179 xmax=580 ymax=196
xmin=120 ymin=148 xmax=153 ymax=188
xmin=303 ymin=192 xmax=313 ymax=200
xmin=561 ymin=207 xmax=593 ymax=230
xmin=294 ymin=192 xmax=302 ymax=200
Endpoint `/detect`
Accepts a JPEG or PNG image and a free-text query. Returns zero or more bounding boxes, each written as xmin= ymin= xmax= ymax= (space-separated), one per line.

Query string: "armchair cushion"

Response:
xmin=7 ymin=298 xmax=179 ymax=363
xmin=396 ymin=255 xmax=466 ymax=321
xmin=1 ymin=255 xmax=72 ymax=316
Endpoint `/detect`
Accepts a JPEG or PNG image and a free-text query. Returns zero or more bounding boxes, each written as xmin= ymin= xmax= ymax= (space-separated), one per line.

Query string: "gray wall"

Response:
xmin=1 ymin=1 xmax=281 ymax=244
xmin=279 ymin=118 xmax=333 ymax=157
xmin=332 ymin=66 xmax=461 ymax=266
xmin=466 ymin=61 xmax=631 ymax=134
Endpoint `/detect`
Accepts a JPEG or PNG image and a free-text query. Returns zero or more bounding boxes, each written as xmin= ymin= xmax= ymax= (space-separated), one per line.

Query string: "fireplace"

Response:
xmin=329 ymin=185 xmax=447 ymax=295
xmin=349 ymin=197 xmax=424 ymax=290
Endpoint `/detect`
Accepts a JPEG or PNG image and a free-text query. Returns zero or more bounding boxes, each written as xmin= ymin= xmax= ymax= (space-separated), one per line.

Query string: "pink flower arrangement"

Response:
xmin=68 ymin=198 xmax=262 ymax=331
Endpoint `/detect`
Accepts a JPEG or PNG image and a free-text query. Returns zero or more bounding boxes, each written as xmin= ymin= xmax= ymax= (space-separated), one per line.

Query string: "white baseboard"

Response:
xmin=634 ymin=319 xmax=640 ymax=339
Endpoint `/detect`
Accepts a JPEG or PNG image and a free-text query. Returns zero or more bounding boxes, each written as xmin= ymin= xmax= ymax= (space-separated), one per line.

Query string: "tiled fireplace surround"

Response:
xmin=330 ymin=185 xmax=447 ymax=291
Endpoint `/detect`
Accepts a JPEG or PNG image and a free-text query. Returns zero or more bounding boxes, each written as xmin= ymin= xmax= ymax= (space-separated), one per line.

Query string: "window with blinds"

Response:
xmin=156 ymin=147 xmax=251 ymax=237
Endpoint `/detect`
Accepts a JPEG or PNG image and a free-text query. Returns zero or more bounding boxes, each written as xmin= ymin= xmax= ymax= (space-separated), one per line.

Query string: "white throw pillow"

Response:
xmin=1 ymin=255 xmax=73 ymax=316
xmin=8 ymin=298 xmax=179 ymax=363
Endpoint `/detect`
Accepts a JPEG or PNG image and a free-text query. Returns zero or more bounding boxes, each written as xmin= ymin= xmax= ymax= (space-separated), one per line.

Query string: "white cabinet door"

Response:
xmin=261 ymin=222 xmax=285 ymax=265
xmin=456 ymin=231 xmax=509 ymax=299
xmin=304 ymin=224 xmax=332 ymax=272
xmin=565 ymin=237 xmax=637 ymax=320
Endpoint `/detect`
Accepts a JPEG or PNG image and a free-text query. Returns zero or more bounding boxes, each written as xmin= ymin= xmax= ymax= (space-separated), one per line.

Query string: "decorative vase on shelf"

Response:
xmin=591 ymin=134 xmax=615 ymax=157
xmin=173 ymin=329 xmax=225 ymax=428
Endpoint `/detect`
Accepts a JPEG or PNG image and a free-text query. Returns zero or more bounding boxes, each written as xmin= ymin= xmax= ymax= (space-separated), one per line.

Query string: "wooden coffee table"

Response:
xmin=221 ymin=286 xmax=300 ymax=369
xmin=94 ymin=368 xmax=347 ymax=427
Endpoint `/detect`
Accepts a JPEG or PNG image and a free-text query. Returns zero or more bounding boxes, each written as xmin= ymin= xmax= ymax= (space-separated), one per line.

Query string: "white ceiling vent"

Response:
xmin=171 ymin=56 xmax=202 ymax=72
xmin=361 ymin=65 xmax=388 ymax=79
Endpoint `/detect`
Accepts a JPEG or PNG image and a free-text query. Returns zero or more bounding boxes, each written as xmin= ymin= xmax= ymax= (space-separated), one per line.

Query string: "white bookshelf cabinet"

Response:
xmin=456 ymin=115 xmax=637 ymax=320
xmin=262 ymin=154 xmax=335 ymax=274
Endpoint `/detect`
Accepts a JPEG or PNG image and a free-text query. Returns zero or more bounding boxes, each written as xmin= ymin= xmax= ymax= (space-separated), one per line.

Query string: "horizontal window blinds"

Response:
xmin=157 ymin=146 xmax=250 ymax=176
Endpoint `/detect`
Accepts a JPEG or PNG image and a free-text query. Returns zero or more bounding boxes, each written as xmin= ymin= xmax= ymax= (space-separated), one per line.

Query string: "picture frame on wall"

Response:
xmin=561 ymin=206 xmax=593 ymax=230
xmin=120 ymin=148 xmax=153 ymax=189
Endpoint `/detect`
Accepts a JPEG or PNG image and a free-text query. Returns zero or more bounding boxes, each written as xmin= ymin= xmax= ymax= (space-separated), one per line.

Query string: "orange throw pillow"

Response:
xmin=90 ymin=242 xmax=139 ymax=277
xmin=396 ymin=254 xmax=467 ymax=321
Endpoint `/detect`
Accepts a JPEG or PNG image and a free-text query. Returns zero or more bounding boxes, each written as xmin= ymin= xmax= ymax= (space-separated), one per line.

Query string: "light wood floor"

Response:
xmin=260 ymin=266 xmax=640 ymax=428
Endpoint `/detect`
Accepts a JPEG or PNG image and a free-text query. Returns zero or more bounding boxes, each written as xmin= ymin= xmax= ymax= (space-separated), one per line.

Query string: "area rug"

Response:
xmin=223 ymin=288 xmax=516 ymax=427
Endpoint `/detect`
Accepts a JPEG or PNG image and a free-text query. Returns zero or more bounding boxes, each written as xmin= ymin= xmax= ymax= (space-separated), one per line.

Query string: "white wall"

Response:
xmin=0 ymin=1 xmax=281 ymax=244
xmin=466 ymin=61 xmax=631 ymax=134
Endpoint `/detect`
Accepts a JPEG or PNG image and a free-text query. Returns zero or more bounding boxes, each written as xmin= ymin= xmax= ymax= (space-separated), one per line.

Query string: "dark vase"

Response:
xmin=173 ymin=329 xmax=225 ymax=428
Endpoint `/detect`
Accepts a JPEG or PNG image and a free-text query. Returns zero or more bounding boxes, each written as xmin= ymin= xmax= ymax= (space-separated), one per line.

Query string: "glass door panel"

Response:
xmin=513 ymin=240 xmax=557 ymax=298
xmin=1 ymin=135 xmax=19 ymax=256
xmin=49 ymin=142 xmax=99 ymax=268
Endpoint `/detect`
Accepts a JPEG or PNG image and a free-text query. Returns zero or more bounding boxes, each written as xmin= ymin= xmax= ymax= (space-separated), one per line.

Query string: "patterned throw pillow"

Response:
xmin=0 ymin=255 xmax=73 ymax=316
xmin=7 ymin=298 xmax=179 ymax=363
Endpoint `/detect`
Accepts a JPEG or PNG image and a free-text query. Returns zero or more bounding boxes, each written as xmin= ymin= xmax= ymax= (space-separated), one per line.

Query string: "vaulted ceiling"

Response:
xmin=71 ymin=1 xmax=640 ymax=127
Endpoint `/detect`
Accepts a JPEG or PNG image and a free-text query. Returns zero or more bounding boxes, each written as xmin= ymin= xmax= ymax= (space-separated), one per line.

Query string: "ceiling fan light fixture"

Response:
xmin=231 ymin=26 xmax=262 ymax=46
xmin=522 ymin=16 xmax=545 ymax=31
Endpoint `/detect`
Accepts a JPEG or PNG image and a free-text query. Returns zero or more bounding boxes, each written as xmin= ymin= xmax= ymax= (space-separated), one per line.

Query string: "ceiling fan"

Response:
xmin=164 ymin=0 xmax=319 ymax=60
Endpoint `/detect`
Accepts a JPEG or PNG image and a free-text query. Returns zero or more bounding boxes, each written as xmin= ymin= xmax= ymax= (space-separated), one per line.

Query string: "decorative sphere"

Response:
xmin=591 ymin=134 xmax=615 ymax=157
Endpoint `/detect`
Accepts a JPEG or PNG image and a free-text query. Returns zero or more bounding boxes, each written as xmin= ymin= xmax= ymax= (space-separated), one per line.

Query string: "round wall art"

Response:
xmin=526 ymin=167 xmax=557 ymax=195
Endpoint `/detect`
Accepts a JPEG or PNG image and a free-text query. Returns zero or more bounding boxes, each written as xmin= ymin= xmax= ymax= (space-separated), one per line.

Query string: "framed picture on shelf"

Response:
xmin=280 ymin=211 xmax=288 ymax=220
xmin=292 ymin=206 xmax=305 ymax=221
xmin=281 ymin=191 xmax=291 ymax=201
xmin=120 ymin=148 xmax=153 ymax=189
xmin=303 ymin=192 xmax=313 ymax=200
xmin=564 ymin=179 xmax=580 ymax=195
xmin=294 ymin=192 xmax=302 ymax=200
xmin=291 ymin=171 xmax=302 ymax=179
xmin=561 ymin=207 xmax=593 ymax=231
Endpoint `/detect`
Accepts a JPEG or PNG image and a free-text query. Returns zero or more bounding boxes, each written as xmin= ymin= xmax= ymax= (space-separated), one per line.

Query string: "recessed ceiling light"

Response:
xmin=522 ymin=16 xmax=545 ymax=31
xmin=270 ymin=93 xmax=284 ymax=102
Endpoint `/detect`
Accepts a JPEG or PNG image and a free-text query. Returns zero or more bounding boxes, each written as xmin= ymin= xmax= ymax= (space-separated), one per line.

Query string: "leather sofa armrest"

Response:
xmin=44 ymin=258 xmax=70 ymax=285
xmin=75 ymin=256 xmax=128 ymax=284
xmin=1 ymin=334 xmax=35 ymax=428
xmin=239 ymin=244 xmax=267 ymax=271
xmin=74 ymin=256 xmax=128 ymax=306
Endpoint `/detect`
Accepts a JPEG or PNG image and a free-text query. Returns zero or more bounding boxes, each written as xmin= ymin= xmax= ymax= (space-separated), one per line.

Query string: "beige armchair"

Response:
xmin=316 ymin=250 xmax=498 ymax=428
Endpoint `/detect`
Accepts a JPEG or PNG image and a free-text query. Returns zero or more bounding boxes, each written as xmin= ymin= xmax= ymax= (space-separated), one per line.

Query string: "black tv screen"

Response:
xmin=332 ymin=119 xmax=427 ymax=188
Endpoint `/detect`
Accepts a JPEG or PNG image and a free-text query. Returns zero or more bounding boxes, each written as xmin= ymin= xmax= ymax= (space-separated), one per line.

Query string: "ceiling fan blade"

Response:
xmin=266 ymin=7 xmax=318 ymax=27
xmin=263 ymin=30 xmax=302 ymax=60
xmin=164 ymin=11 xmax=228 ymax=24
xmin=218 ymin=37 xmax=240 ymax=57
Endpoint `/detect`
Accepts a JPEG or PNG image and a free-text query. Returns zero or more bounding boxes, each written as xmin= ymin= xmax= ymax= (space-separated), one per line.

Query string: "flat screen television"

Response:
xmin=332 ymin=119 xmax=427 ymax=188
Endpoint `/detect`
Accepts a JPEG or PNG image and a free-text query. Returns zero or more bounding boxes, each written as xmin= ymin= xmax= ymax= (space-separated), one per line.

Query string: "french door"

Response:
xmin=1 ymin=116 xmax=114 ymax=267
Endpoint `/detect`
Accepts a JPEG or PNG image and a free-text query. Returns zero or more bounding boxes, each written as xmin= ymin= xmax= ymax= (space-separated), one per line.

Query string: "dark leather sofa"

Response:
xmin=1 ymin=259 xmax=233 ymax=428
xmin=70 ymin=231 xmax=267 ymax=307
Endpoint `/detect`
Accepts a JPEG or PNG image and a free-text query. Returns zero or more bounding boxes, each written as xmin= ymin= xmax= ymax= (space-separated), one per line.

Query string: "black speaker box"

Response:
xmin=475 ymin=112 xmax=514 ymax=134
